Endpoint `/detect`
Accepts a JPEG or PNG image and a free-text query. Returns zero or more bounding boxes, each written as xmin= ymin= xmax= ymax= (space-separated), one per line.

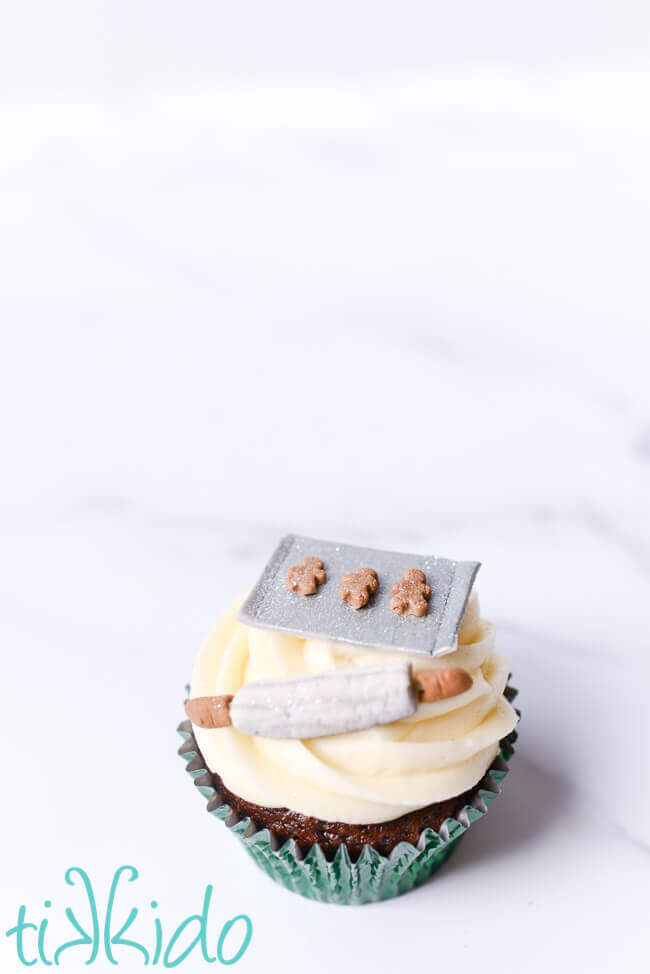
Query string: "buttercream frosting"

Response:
xmin=189 ymin=591 xmax=518 ymax=824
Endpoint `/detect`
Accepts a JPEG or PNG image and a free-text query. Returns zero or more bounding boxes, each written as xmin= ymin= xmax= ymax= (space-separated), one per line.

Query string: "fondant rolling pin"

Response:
xmin=185 ymin=662 xmax=472 ymax=739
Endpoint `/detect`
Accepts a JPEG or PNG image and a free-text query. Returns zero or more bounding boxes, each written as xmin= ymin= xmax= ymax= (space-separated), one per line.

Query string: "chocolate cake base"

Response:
xmin=190 ymin=733 xmax=481 ymax=860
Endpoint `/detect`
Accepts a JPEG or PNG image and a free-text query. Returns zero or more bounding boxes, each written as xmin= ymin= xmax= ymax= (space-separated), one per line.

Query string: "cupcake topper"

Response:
xmin=237 ymin=534 xmax=480 ymax=657
xmin=186 ymin=663 xmax=472 ymax=739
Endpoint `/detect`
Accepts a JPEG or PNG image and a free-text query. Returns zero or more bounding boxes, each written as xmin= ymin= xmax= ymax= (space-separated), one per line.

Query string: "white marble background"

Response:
xmin=1 ymin=6 xmax=649 ymax=971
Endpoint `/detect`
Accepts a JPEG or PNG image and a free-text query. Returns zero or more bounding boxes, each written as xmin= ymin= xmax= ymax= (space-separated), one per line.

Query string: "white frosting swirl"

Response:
xmin=190 ymin=592 xmax=518 ymax=824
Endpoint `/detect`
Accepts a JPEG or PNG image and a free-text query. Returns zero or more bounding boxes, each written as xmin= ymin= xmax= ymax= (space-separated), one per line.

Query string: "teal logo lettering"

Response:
xmin=5 ymin=867 xmax=253 ymax=967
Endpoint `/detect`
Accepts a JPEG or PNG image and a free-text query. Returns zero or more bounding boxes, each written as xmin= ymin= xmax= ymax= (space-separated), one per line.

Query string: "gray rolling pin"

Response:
xmin=185 ymin=662 xmax=472 ymax=739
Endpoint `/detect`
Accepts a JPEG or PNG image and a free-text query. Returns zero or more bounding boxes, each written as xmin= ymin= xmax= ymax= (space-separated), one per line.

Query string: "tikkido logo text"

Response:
xmin=5 ymin=866 xmax=253 ymax=968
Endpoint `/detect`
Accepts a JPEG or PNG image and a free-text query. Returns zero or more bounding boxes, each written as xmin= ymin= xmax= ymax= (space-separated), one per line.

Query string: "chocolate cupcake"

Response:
xmin=178 ymin=538 xmax=519 ymax=904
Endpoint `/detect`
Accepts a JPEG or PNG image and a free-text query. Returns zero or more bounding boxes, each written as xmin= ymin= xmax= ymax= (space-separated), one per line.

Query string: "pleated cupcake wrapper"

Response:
xmin=178 ymin=684 xmax=518 ymax=905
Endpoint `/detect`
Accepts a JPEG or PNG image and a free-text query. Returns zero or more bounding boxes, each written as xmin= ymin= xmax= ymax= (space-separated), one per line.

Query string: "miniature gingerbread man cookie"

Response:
xmin=390 ymin=568 xmax=431 ymax=617
xmin=339 ymin=567 xmax=379 ymax=609
xmin=285 ymin=556 xmax=327 ymax=595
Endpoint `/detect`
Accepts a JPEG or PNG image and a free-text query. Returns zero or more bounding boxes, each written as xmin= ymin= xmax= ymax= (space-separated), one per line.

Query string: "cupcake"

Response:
xmin=178 ymin=537 xmax=519 ymax=905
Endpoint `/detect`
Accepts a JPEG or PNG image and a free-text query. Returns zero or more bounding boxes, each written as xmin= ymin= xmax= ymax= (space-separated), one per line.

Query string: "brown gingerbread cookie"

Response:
xmin=339 ymin=567 xmax=379 ymax=609
xmin=285 ymin=556 xmax=327 ymax=595
xmin=390 ymin=568 xmax=431 ymax=617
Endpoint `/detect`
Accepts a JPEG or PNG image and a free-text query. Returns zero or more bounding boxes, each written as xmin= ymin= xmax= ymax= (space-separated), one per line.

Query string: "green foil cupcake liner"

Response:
xmin=177 ymin=685 xmax=518 ymax=905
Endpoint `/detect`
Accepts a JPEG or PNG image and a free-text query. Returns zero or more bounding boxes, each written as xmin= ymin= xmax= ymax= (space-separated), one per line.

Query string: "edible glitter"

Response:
xmin=237 ymin=534 xmax=480 ymax=657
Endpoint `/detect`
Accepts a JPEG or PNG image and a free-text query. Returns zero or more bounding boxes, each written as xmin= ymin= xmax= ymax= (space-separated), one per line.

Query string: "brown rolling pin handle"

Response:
xmin=414 ymin=667 xmax=472 ymax=702
xmin=185 ymin=695 xmax=234 ymax=728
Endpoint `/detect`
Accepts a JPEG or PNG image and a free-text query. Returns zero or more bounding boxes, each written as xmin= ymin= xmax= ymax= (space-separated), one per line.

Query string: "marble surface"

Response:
xmin=1 ymin=65 xmax=649 ymax=973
